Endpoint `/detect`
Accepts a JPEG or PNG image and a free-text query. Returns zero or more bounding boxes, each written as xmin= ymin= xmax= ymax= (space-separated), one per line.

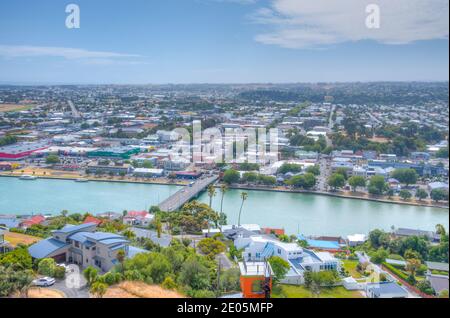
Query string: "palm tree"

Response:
xmin=219 ymin=184 xmax=228 ymax=215
xmin=237 ymin=192 xmax=248 ymax=227
xmin=116 ymin=250 xmax=126 ymax=273
xmin=207 ymin=185 xmax=216 ymax=208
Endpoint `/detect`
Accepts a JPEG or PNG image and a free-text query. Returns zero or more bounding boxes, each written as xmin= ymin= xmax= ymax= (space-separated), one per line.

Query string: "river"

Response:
xmin=0 ymin=177 xmax=447 ymax=236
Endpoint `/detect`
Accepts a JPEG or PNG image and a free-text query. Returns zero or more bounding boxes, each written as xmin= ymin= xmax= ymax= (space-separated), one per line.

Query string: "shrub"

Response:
xmin=54 ymin=266 xmax=66 ymax=279
xmin=38 ymin=258 xmax=56 ymax=277
xmin=162 ymin=276 xmax=177 ymax=290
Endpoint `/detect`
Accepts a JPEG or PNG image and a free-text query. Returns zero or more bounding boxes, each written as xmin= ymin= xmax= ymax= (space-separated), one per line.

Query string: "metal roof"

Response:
xmin=28 ymin=238 xmax=68 ymax=259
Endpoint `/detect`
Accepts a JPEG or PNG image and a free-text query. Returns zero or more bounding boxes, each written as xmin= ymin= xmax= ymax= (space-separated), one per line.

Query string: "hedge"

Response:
xmin=382 ymin=262 xmax=410 ymax=281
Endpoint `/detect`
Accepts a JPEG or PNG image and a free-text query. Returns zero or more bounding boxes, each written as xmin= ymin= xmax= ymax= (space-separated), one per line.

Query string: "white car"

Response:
xmin=32 ymin=277 xmax=56 ymax=287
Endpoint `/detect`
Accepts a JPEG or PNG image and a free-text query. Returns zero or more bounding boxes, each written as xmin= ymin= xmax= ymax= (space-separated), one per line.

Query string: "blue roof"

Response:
xmin=28 ymin=238 xmax=68 ymax=259
xmin=0 ymin=217 xmax=20 ymax=229
xmin=100 ymin=238 xmax=129 ymax=245
xmin=54 ymin=222 xmax=97 ymax=234
xmin=298 ymin=235 xmax=340 ymax=250
xmin=128 ymin=246 xmax=148 ymax=258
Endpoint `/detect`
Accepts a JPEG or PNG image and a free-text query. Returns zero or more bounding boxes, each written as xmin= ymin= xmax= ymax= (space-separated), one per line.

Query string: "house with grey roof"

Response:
xmin=426 ymin=274 xmax=449 ymax=295
xmin=394 ymin=228 xmax=440 ymax=242
xmin=28 ymin=222 xmax=147 ymax=272
xmin=365 ymin=282 xmax=408 ymax=298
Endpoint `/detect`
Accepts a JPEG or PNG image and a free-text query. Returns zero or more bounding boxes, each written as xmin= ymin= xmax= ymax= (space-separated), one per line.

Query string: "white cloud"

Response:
xmin=251 ymin=0 xmax=449 ymax=48
xmin=0 ymin=45 xmax=141 ymax=60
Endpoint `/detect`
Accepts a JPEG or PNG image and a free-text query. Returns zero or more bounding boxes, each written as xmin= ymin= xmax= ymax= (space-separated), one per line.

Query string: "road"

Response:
xmin=68 ymin=100 xmax=81 ymax=119
xmin=317 ymin=156 xmax=331 ymax=191
xmin=158 ymin=175 xmax=219 ymax=212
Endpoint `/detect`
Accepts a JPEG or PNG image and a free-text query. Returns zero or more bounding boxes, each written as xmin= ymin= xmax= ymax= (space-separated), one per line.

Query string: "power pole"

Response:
xmin=216 ymin=259 xmax=221 ymax=298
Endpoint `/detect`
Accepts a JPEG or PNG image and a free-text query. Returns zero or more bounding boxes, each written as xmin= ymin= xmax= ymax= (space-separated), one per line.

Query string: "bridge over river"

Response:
xmin=158 ymin=175 xmax=219 ymax=212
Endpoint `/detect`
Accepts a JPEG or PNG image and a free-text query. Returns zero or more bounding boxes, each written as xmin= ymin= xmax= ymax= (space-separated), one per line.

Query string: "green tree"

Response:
xmin=178 ymin=256 xmax=211 ymax=290
xmin=198 ymin=238 xmax=226 ymax=258
xmin=45 ymin=154 xmax=60 ymax=165
xmin=430 ymin=189 xmax=449 ymax=202
xmin=116 ymin=250 xmax=126 ymax=273
xmin=37 ymin=258 xmax=57 ymax=277
xmin=223 ymin=169 xmax=240 ymax=184
xmin=83 ymin=266 xmax=98 ymax=286
xmin=335 ymin=168 xmax=349 ymax=180
xmin=415 ymin=189 xmax=428 ymax=201
xmin=391 ymin=169 xmax=418 ymax=186
xmin=399 ymin=189 xmax=412 ymax=201
xmin=327 ymin=173 xmax=345 ymax=190
xmin=237 ymin=192 xmax=248 ymax=227
xmin=207 ymin=185 xmax=216 ymax=208
xmin=241 ymin=172 xmax=258 ymax=183
xmin=268 ymin=256 xmax=290 ymax=284
xmin=305 ymin=165 xmax=320 ymax=176
xmin=368 ymin=175 xmax=387 ymax=195
xmin=90 ymin=281 xmax=108 ymax=298
xmin=162 ymin=276 xmax=177 ymax=290
xmin=0 ymin=248 xmax=32 ymax=270
xmin=348 ymin=176 xmax=366 ymax=192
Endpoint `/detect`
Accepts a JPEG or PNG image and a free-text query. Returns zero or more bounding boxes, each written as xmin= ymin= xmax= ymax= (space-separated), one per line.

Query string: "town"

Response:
xmin=0 ymin=82 xmax=448 ymax=298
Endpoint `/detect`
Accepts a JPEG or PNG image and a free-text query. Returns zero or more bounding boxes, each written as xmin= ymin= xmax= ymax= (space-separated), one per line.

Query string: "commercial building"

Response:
xmin=0 ymin=141 xmax=49 ymax=161
xmin=87 ymin=146 xmax=140 ymax=159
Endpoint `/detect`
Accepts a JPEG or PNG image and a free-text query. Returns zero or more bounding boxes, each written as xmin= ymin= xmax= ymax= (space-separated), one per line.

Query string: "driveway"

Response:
xmin=52 ymin=279 xmax=90 ymax=298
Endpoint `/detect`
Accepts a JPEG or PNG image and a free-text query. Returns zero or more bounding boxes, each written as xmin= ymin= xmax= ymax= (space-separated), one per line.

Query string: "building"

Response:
xmin=365 ymin=282 xmax=408 ymax=298
xmin=239 ymin=260 xmax=273 ymax=299
xmin=298 ymin=235 xmax=342 ymax=252
xmin=132 ymin=168 xmax=164 ymax=178
xmin=20 ymin=215 xmax=46 ymax=229
xmin=394 ymin=228 xmax=440 ymax=242
xmin=0 ymin=228 xmax=10 ymax=253
xmin=347 ymin=234 xmax=367 ymax=247
xmin=87 ymin=146 xmax=140 ymax=159
xmin=123 ymin=211 xmax=154 ymax=227
xmin=426 ymin=274 xmax=449 ymax=295
xmin=0 ymin=141 xmax=49 ymax=161
xmin=86 ymin=162 xmax=132 ymax=176
xmin=83 ymin=216 xmax=103 ymax=226
xmin=234 ymin=235 xmax=340 ymax=285
xmin=28 ymin=223 xmax=146 ymax=272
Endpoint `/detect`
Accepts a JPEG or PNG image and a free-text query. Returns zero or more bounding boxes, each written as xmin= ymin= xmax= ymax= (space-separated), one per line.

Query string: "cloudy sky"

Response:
xmin=0 ymin=0 xmax=448 ymax=84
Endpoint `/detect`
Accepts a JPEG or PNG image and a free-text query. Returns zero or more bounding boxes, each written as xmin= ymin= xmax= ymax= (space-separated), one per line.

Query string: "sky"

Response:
xmin=0 ymin=0 xmax=448 ymax=84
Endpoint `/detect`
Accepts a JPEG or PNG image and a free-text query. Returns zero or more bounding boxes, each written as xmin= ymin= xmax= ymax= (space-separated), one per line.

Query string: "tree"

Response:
xmin=335 ymin=168 xmax=349 ymax=180
xmin=116 ymin=250 xmax=126 ymax=273
xmin=45 ymin=154 xmax=60 ymax=165
xmin=430 ymin=189 xmax=449 ymax=202
xmin=399 ymin=189 xmax=412 ymax=201
xmin=122 ymin=229 xmax=136 ymax=240
xmin=207 ymin=185 xmax=216 ymax=208
xmin=154 ymin=216 xmax=162 ymax=238
xmin=371 ymin=248 xmax=388 ymax=264
xmin=241 ymin=172 xmax=258 ymax=183
xmin=327 ymin=173 xmax=345 ymax=191
xmin=277 ymin=163 xmax=302 ymax=174
xmin=268 ymin=256 xmax=290 ymax=284
xmin=83 ymin=266 xmax=98 ymax=286
xmin=0 ymin=248 xmax=32 ymax=270
xmin=368 ymin=175 xmax=387 ymax=195
xmin=305 ymin=165 xmax=320 ymax=176
xmin=219 ymin=184 xmax=228 ymax=216
xmin=223 ymin=169 xmax=240 ymax=184
xmin=38 ymin=258 xmax=57 ymax=277
xmin=162 ymin=276 xmax=178 ymax=290
xmin=198 ymin=238 xmax=226 ymax=258
xmin=435 ymin=224 xmax=446 ymax=236
xmin=435 ymin=147 xmax=449 ymax=159
xmin=178 ymin=256 xmax=211 ymax=290
xmin=237 ymin=192 xmax=248 ymax=227
xmin=348 ymin=176 xmax=366 ymax=192
xmin=406 ymin=258 xmax=421 ymax=278
xmin=391 ymin=169 xmax=418 ymax=186
xmin=415 ymin=189 xmax=428 ymax=201
xmin=90 ymin=281 xmax=108 ymax=298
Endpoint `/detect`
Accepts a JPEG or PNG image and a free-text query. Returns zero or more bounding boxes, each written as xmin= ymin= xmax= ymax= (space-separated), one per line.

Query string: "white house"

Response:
xmin=234 ymin=235 xmax=341 ymax=285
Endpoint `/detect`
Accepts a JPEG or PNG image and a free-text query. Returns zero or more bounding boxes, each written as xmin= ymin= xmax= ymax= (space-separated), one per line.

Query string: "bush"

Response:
xmin=383 ymin=263 xmax=410 ymax=282
xmin=162 ymin=276 xmax=177 ymax=290
xmin=54 ymin=266 xmax=66 ymax=279
xmin=417 ymin=280 xmax=435 ymax=295
xmin=38 ymin=258 xmax=56 ymax=277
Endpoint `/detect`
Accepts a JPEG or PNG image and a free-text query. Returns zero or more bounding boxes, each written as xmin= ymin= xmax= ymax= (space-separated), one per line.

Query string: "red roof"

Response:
xmin=20 ymin=215 xmax=45 ymax=227
xmin=83 ymin=216 xmax=102 ymax=225
xmin=125 ymin=211 xmax=149 ymax=218
xmin=262 ymin=228 xmax=285 ymax=236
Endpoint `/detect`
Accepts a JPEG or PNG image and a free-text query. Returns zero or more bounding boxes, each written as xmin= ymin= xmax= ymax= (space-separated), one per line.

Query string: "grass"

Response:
xmin=342 ymin=260 xmax=363 ymax=278
xmin=4 ymin=231 xmax=41 ymax=247
xmin=272 ymin=284 xmax=363 ymax=298
xmin=0 ymin=104 xmax=34 ymax=113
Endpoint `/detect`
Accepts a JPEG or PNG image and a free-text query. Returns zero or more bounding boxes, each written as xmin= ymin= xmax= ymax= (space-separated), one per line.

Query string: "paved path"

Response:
xmin=158 ymin=175 xmax=219 ymax=212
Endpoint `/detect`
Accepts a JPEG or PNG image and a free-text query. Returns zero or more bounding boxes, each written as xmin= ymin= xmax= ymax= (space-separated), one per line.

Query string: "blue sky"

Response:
xmin=0 ymin=0 xmax=448 ymax=84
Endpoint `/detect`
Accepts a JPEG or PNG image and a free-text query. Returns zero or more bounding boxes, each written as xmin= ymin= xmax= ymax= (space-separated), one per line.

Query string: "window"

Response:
xmin=256 ymin=253 xmax=261 ymax=259
xmin=74 ymin=241 xmax=80 ymax=248
xmin=278 ymin=249 xmax=281 ymax=254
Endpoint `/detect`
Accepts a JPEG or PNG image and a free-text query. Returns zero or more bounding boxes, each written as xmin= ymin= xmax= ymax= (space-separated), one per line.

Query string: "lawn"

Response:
xmin=0 ymin=104 xmax=34 ymax=113
xmin=272 ymin=284 xmax=363 ymax=298
xmin=4 ymin=231 xmax=41 ymax=247
xmin=342 ymin=260 xmax=363 ymax=278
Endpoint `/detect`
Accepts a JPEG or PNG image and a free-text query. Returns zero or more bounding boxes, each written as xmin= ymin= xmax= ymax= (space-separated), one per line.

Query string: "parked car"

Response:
xmin=32 ymin=277 xmax=56 ymax=287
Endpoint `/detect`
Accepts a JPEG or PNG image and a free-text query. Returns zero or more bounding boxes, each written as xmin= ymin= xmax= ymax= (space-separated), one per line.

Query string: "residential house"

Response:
xmin=28 ymin=223 xmax=146 ymax=272
xmin=393 ymin=228 xmax=440 ymax=243
xmin=123 ymin=211 xmax=154 ymax=227
xmin=365 ymin=282 xmax=408 ymax=298
xmin=234 ymin=235 xmax=340 ymax=285
xmin=0 ymin=227 xmax=10 ymax=253
xmin=83 ymin=216 xmax=103 ymax=226
xmin=426 ymin=274 xmax=449 ymax=295
xmin=20 ymin=215 xmax=46 ymax=229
